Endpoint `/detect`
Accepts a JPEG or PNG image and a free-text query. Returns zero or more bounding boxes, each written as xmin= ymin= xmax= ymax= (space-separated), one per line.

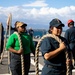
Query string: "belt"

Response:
xmin=46 ymin=65 xmax=57 ymax=68
xmin=45 ymin=64 xmax=66 ymax=73
xmin=45 ymin=65 xmax=63 ymax=69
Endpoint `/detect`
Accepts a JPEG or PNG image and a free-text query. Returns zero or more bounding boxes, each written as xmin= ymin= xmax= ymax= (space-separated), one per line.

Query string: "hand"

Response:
xmin=17 ymin=48 xmax=23 ymax=54
xmin=59 ymin=42 xmax=66 ymax=51
xmin=66 ymin=59 xmax=72 ymax=66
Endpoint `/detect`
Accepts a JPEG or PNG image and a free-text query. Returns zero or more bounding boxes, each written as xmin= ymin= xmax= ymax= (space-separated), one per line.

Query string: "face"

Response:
xmin=51 ymin=25 xmax=62 ymax=36
xmin=17 ymin=25 xmax=26 ymax=33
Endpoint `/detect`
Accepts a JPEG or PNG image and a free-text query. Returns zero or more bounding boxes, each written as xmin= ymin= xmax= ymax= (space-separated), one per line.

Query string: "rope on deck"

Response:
xmin=35 ymin=34 xmax=72 ymax=75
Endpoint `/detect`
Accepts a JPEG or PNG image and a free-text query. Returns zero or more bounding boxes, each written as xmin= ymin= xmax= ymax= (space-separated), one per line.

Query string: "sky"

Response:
xmin=0 ymin=0 xmax=75 ymax=30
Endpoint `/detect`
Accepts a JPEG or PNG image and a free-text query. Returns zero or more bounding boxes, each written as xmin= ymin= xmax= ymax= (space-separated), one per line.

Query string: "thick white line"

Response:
xmin=72 ymin=69 xmax=75 ymax=72
xmin=31 ymin=58 xmax=43 ymax=70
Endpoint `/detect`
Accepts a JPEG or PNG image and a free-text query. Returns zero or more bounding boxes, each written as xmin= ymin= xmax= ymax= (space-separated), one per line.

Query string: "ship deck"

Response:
xmin=0 ymin=38 xmax=75 ymax=75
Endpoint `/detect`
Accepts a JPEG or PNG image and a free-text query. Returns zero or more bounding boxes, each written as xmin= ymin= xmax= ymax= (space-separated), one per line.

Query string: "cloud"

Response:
xmin=23 ymin=0 xmax=48 ymax=7
xmin=0 ymin=4 xmax=75 ymax=30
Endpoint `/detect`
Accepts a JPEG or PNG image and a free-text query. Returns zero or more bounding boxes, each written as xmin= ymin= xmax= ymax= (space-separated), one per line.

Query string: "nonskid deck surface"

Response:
xmin=0 ymin=38 xmax=75 ymax=75
xmin=0 ymin=51 xmax=42 ymax=75
xmin=0 ymin=51 xmax=75 ymax=75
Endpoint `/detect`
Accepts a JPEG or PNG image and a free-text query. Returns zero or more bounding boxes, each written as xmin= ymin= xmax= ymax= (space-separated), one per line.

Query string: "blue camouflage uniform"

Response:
xmin=65 ymin=26 xmax=75 ymax=61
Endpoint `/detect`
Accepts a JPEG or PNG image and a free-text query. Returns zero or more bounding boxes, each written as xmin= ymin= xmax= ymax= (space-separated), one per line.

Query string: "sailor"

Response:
xmin=65 ymin=19 xmax=75 ymax=68
xmin=6 ymin=21 xmax=35 ymax=75
xmin=28 ymin=27 xmax=34 ymax=38
xmin=40 ymin=18 xmax=72 ymax=75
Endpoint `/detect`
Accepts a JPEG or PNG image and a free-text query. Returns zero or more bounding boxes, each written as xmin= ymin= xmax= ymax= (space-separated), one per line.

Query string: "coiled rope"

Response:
xmin=35 ymin=34 xmax=72 ymax=75
xmin=0 ymin=23 xmax=7 ymax=64
xmin=14 ymin=32 xmax=25 ymax=75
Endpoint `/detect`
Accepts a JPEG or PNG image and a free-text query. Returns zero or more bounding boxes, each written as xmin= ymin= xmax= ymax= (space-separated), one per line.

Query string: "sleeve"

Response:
xmin=64 ymin=30 xmax=70 ymax=43
xmin=6 ymin=34 xmax=15 ymax=50
xmin=40 ymin=37 xmax=51 ymax=56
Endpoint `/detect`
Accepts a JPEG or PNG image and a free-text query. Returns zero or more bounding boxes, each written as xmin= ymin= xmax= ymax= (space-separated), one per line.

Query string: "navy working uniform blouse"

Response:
xmin=65 ymin=27 xmax=75 ymax=53
xmin=40 ymin=36 xmax=70 ymax=75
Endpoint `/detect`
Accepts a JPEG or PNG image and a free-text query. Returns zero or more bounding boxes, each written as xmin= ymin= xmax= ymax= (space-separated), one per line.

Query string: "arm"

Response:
xmin=44 ymin=42 xmax=66 ymax=60
xmin=64 ymin=30 xmax=70 ymax=43
xmin=40 ymin=38 xmax=66 ymax=60
xmin=6 ymin=34 xmax=23 ymax=54
xmin=8 ymin=47 xmax=23 ymax=54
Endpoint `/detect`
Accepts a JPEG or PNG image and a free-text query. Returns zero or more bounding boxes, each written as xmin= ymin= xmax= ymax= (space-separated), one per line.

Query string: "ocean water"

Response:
xmin=33 ymin=30 xmax=65 ymax=47
xmin=33 ymin=29 xmax=65 ymax=38
xmin=33 ymin=29 xmax=47 ymax=38
xmin=3 ymin=29 xmax=65 ymax=38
